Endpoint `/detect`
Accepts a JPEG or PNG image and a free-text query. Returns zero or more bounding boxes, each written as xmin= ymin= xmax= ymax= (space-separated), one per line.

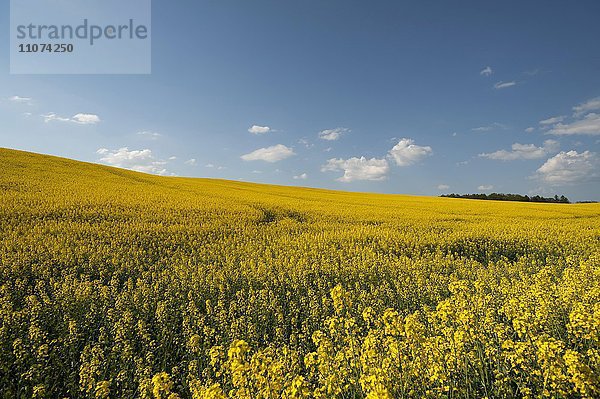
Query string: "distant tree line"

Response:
xmin=441 ymin=193 xmax=570 ymax=203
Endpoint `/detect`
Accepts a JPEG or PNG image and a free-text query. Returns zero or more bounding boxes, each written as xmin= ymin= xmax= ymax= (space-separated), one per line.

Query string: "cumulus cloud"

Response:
xmin=320 ymin=137 xmax=430 ymax=182
xmin=539 ymin=116 xmax=565 ymax=125
xmin=185 ymin=158 xmax=197 ymax=166
xmin=318 ymin=127 xmax=349 ymax=141
xmin=293 ymin=173 xmax=308 ymax=180
xmin=573 ymin=97 xmax=600 ymax=117
xmin=96 ymin=147 xmax=170 ymax=175
xmin=137 ymin=131 xmax=162 ymax=140
xmin=535 ymin=150 xmax=598 ymax=184
xmin=322 ymin=157 xmax=389 ymax=182
xmin=479 ymin=140 xmax=559 ymax=161
xmin=480 ymin=66 xmax=493 ymax=76
xmin=248 ymin=125 xmax=271 ymax=134
xmin=494 ymin=81 xmax=516 ymax=89
xmin=72 ymin=113 xmax=101 ymax=124
xmin=241 ymin=144 xmax=295 ymax=162
xmin=478 ymin=185 xmax=494 ymax=191
xmin=42 ymin=112 xmax=100 ymax=125
xmin=525 ymin=127 xmax=535 ymax=133
xmin=547 ymin=113 xmax=600 ymax=136
xmin=388 ymin=138 xmax=432 ymax=166
xmin=437 ymin=184 xmax=450 ymax=190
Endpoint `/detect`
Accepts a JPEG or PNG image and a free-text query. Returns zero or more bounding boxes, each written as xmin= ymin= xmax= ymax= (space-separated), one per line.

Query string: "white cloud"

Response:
xmin=42 ymin=113 xmax=71 ymax=123
xmin=320 ymin=137 xmax=431 ymax=183
xmin=248 ymin=125 xmax=272 ymax=134
xmin=547 ymin=113 xmax=600 ymax=136
xmin=185 ymin=158 xmax=197 ymax=166
xmin=42 ymin=112 xmax=100 ymax=125
xmin=525 ymin=127 xmax=535 ymax=133
xmin=322 ymin=157 xmax=389 ymax=182
xmin=9 ymin=95 xmax=32 ymax=103
xmin=471 ymin=122 xmax=507 ymax=132
xmin=539 ymin=116 xmax=565 ymax=125
xmin=318 ymin=127 xmax=349 ymax=141
xmin=168 ymin=156 xmax=177 ymax=160
xmin=478 ymin=185 xmax=494 ymax=191
xmin=537 ymin=98 xmax=600 ymax=136
xmin=437 ymin=184 xmax=450 ymax=190
xmin=479 ymin=140 xmax=559 ymax=161
xmin=96 ymin=147 xmax=170 ymax=175
xmin=480 ymin=66 xmax=493 ymax=76
xmin=573 ymin=97 xmax=600 ymax=117
xmin=241 ymin=144 xmax=295 ymax=162
xmin=494 ymin=81 xmax=516 ymax=89
xmin=535 ymin=150 xmax=598 ymax=184
xmin=293 ymin=173 xmax=308 ymax=180
xmin=298 ymin=138 xmax=313 ymax=148
xmin=388 ymin=138 xmax=432 ymax=166
xmin=72 ymin=113 xmax=101 ymax=124
xmin=137 ymin=131 xmax=162 ymax=140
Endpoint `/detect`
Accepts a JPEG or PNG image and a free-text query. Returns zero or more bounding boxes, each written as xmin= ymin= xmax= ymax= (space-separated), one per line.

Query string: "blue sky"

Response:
xmin=1 ymin=0 xmax=599 ymax=201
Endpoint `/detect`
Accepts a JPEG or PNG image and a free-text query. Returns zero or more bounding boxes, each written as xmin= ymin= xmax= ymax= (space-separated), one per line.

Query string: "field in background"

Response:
xmin=1 ymin=148 xmax=599 ymax=398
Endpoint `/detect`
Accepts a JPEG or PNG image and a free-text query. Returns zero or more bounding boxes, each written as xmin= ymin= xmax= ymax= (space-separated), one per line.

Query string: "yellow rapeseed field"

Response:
xmin=1 ymin=148 xmax=599 ymax=399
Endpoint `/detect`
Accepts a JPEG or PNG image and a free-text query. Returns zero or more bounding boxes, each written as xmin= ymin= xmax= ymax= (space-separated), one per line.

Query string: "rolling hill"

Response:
xmin=1 ymin=147 xmax=599 ymax=398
